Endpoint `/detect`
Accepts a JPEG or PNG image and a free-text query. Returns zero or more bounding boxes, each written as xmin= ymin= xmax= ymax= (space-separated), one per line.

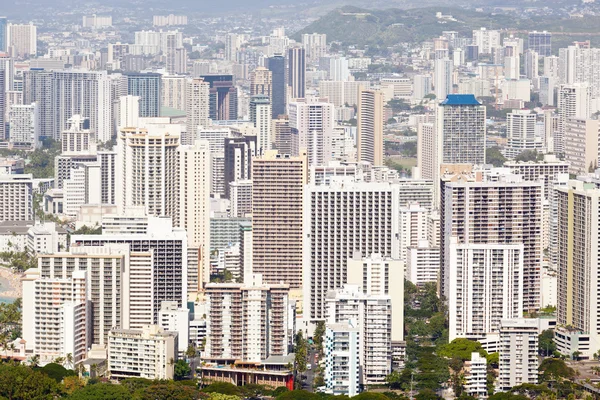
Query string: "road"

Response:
xmin=302 ymin=347 xmax=317 ymax=392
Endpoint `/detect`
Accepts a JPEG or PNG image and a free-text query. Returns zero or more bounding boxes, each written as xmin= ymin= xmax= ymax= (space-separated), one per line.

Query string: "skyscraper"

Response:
xmin=9 ymin=103 xmax=39 ymax=148
xmin=303 ymin=180 xmax=400 ymax=321
xmin=528 ymin=31 xmax=551 ymax=57
xmin=252 ymin=150 xmax=307 ymax=289
xmin=357 ymin=88 xmax=384 ymax=166
xmin=267 ymin=55 xmax=286 ymax=118
xmin=250 ymin=66 xmax=272 ymax=97
xmin=201 ymin=75 xmax=238 ymax=121
xmin=555 ymin=181 xmax=600 ymax=358
xmin=288 ymin=47 xmax=306 ymax=99
xmin=51 ymin=70 xmax=112 ymax=142
xmin=505 ymin=109 xmax=539 ymax=159
xmin=288 ymin=97 xmax=335 ymax=166
xmin=0 ymin=17 xmax=6 ymax=52
xmin=301 ymin=33 xmax=327 ymax=62
xmin=185 ymin=78 xmax=210 ymax=143
xmin=124 ymin=72 xmax=162 ymax=118
xmin=441 ymin=173 xmax=543 ymax=312
xmin=557 ymin=83 xmax=591 ymax=155
xmin=6 ymin=23 xmax=36 ymax=58
xmin=250 ymin=94 xmax=272 ymax=153
xmin=434 ymin=58 xmax=453 ymax=101
xmin=224 ymin=135 xmax=257 ymax=198
xmin=22 ymin=69 xmax=53 ymax=139
xmin=0 ymin=69 xmax=4 ymax=140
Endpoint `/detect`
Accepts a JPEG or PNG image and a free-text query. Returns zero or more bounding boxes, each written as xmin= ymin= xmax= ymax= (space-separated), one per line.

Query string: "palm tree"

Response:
xmin=65 ymin=353 xmax=73 ymax=369
xmin=76 ymin=363 xmax=85 ymax=378
xmin=29 ymin=354 xmax=40 ymax=368
xmin=54 ymin=356 xmax=65 ymax=365
xmin=90 ymin=363 xmax=99 ymax=378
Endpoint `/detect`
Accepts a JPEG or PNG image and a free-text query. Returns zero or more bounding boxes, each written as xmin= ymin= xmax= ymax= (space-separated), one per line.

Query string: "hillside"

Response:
xmin=294 ymin=6 xmax=600 ymax=47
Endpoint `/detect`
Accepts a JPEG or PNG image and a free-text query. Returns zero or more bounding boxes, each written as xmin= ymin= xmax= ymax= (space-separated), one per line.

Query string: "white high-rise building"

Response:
xmin=7 ymin=23 xmax=36 ymax=58
xmin=497 ymin=319 xmax=538 ymax=391
xmin=153 ymin=15 xmax=188 ymax=26
xmin=434 ymin=58 xmax=453 ymax=101
xmin=186 ymin=78 xmax=210 ymax=143
xmin=325 ymin=321 xmax=360 ymax=397
xmin=82 ymin=15 xmax=112 ymax=28
xmin=230 ymin=179 xmax=252 ymax=218
xmin=398 ymin=203 xmax=428 ymax=262
xmin=318 ymin=81 xmax=368 ymax=107
xmin=288 ymin=97 xmax=335 ymax=165
xmin=558 ymin=46 xmax=600 ymax=98
xmin=162 ymin=75 xmax=187 ymax=112
xmin=158 ymin=301 xmax=189 ymax=355
xmin=441 ymin=173 xmax=543 ymax=312
xmin=326 ymin=285 xmax=392 ymax=386
xmin=0 ymin=174 xmax=33 ymax=221
xmin=52 ymin=71 xmax=112 ymax=142
xmin=179 ymin=139 xmax=211 ymax=289
xmin=505 ymin=109 xmax=540 ymax=159
xmin=204 ymin=275 xmax=290 ymax=362
xmin=448 ymin=239 xmax=524 ymax=341
xmin=357 ymin=88 xmax=384 ymax=166
xmin=250 ymin=94 xmax=272 ymax=153
xmin=329 ymin=56 xmax=349 ymax=81
xmin=406 ymin=241 xmax=441 ymax=286
xmin=9 ymin=103 xmax=39 ymax=148
xmin=564 ymin=118 xmax=600 ymax=174
xmin=473 ymin=28 xmax=501 ymax=54
xmin=524 ymin=50 xmax=539 ymax=80
xmin=63 ymin=162 xmax=101 ymax=217
xmin=21 ymin=269 xmax=88 ymax=365
xmin=116 ymin=126 xmax=180 ymax=223
xmin=61 ymin=114 xmax=95 ymax=153
xmin=301 ymin=33 xmax=327 ymax=63
xmin=465 ymin=352 xmax=488 ymax=398
xmin=413 ymin=75 xmax=432 ymax=99
xmin=118 ymin=95 xmax=140 ymax=130
xmin=225 ymin=33 xmax=242 ymax=62
xmin=303 ymin=179 xmax=400 ymax=321
xmin=504 ymin=56 xmax=520 ymax=80
xmin=108 ymin=325 xmax=177 ymax=380
xmin=347 ymin=253 xmax=404 ymax=343
xmin=557 ymin=83 xmax=591 ymax=155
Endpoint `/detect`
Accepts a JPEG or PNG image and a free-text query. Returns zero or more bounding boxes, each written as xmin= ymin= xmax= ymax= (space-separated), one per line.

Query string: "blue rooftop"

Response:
xmin=440 ymin=94 xmax=481 ymax=106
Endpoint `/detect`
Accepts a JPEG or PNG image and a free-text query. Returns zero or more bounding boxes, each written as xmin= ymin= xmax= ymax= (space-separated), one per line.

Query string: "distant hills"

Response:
xmin=294 ymin=6 xmax=600 ymax=48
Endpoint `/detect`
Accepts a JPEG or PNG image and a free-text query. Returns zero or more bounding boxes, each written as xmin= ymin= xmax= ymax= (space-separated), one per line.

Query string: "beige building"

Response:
xmin=250 ymin=67 xmax=272 ymax=98
xmin=252 ymin=150 xmax=307 ymax=289
xmin=357 ymin=88 xmax=384 ymax=166
xmin=564 ymin=117 xmax=599 ymax=174
xmin=7 ymin=23 xmax=37 ymax=58
xmin=185 ymin=78 xmax=210 ymax=141
xmin=0 ymin=174 xmax=33 ymax=222
xmin=108 ymin=325 xmax=177 ymax=380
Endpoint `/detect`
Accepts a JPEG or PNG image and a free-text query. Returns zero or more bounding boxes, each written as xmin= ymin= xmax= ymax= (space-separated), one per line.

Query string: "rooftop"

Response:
xmin=440 ymin=94 xmax=481 ymax=106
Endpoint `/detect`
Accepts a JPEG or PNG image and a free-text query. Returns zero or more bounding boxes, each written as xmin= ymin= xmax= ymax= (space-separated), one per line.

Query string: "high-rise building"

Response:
xmin=472 ymin=28 xmax=501 ymax=54
xmin=328 ymin=56 xmax=349 ymax=81
xmin=51 ymin=71 xmax=112 ymax=142
xmin=224 ymin=135 xmax=257 ymax=198
xmin=22 ymin=69 xmax=53 ymax=139
xmin=82 ymin=15 xmax=113 ymax=28
xmin=250 ymin=67 xmax=272 ymax=98
xmin=555 ymin=181 xmax=600 ymax=358
xmin=250 ymin=94 xmax=272 ymax=153
xmin=413 ymin=75 xmax=432 ymax=99
xmin=441 ymin=173 xmax=543 ymax=312
xmin=557 ymin=83 xmax=591 ymax=155
xmin=185 ymin=78 xmax=210 ymax=143
xmin=448 ymin=239 xmax=524 ymax=341
xmin=528 ymin=31 xmax=551 ymax=57
xmin=201 ymin=75 xmax=238 ymax=121
xmin=0 ymin=17 xmax=6 ymax=52
xmin=398 ymin=203 xmax=428 ymax=262
xmin=304 ymin=180 xmax=400 ymax=321
xmin=465 ymin=352 xmax=488 ymax=398
xmin=564 ymin=118 xmax=599 ymax=174
xmin=116 ymin=127 xmax=180 ymax=222
xmin=326 ymin=285 xmax=392 ymax=385
xmin=288 ymin=47 xmax=306 ymax=100
xmin=0 ymin=174 xmax=33 ymax=221
xmin=272 ymin=117 xmax=292 ymax=155
xmin=98 ymin=150 xmax=117 ymax=205
xmin=204 ymin=275 xmax=290 ymax=362
xmin=108 ymin=325 xmax=177 ymax=380
xmin=153 ymin=15 xmax=188 ymax=26
xmin=325 ymin=321 xmax=360 ymax=397
xmin=230 ymin=180 xmax=252 ymax=218
xmin=357 ymin=88 xmax=384 ymax=166
xmin=161 ymin=75 xmax=187 ymax=112
xmin=558 ymin=46 xmax=600 ymax=97
xmin=9 ymin=103 xmax=39 ymax=148
xmin=124 ymin=72 xmax=161 ymax=118
xmin=21 ymin=269 xmax=88 ymax=365
xmin=6 ymin=23 xmax=36 ymax=58
xmin=118 ymin=95 xmax=140 ymax=130
xmin=61 ymin=115 xmax=94 ymax=153
xmin=497 ymin=319 xmax=539 ymax=391
xmin=63 ymin=161 xmax=101 ymax=216
xmin=0 ymin=69 xmax=4 ymax=140
xmin=179 ymin=140 xmax=211 ymax=288
xmin=505 ymin=109 xmax=540 ymax=159
xmin=288 ymin=97 xmax=335 ymax=166
xmin=406 ymin=241 xmax=440 ymax=286
xmin=347 ymin=253 xmax=404 ymax=343
xmin=437 ymin=94 xmax=486 ymax=165
xmin=301 ymin=33 xmax=327 ymax=62
xmin=73 ymin=216 xmax=188 ymax=325
xmin=267 ymin=55 xmax=286 ymax=119
xmin=524 ymin=50 xmax=539 ymax=80
xmin=225 ymin=33 xmax=242 ymax=62
xmin=252 ymin=151 xmax=307 ymax=289
xmin=434 ymin=58 xmax=453 ymax=101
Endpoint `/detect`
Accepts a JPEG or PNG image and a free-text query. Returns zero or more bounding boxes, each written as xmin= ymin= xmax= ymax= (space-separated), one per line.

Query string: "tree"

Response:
xmin=486 ymin=352 xmax=499 ymax=368
xmin=202 ymin=382 xmax=242 ymax=396
xmin=538 ymin=330 xmax=556 ymax=356
xmin=488 ymin=393 xmax=528 ymax=400
xmin=276 ymin=390 xmax=320 ymax=400
xmin=62 ymin=376 xmax=85 ymax=395
xmin=510 ymin=383 xmax=552 ymax=399
xmin=539 ymin=357 xmax=575 ymax=381
xmin=438 ymin=338 xmax=487 ymax=361
xmin=294 ymin=331 xmax=308 ymax=373
xmin=486 ymin=147 xmax=507 ymax=167
xmin=515 ymin=149 xmax=543 ymax=163
xmin=185 ymin=344 xmax=197 ymax=360
xmin=174 ymin=359 xmax=192 ymax=380
xmin=314 ymin=321 xmax=325 ymax=354
xmin=29 ymin=354 xmax=40 ymax=367
xmin=40 ymin=362 xmax=76 ymax=382
xmin=132 ymin=382 xmax=203 ymax=399
xmin=67 ymin=382 xmax=131 ymax=399
xmin=416 ymin=388 xmax=442 ymax=400
xmin=121 ymin=377 xmax=154 ymax=393
xmin=0 ymin=363 xmax=60 ymax=400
